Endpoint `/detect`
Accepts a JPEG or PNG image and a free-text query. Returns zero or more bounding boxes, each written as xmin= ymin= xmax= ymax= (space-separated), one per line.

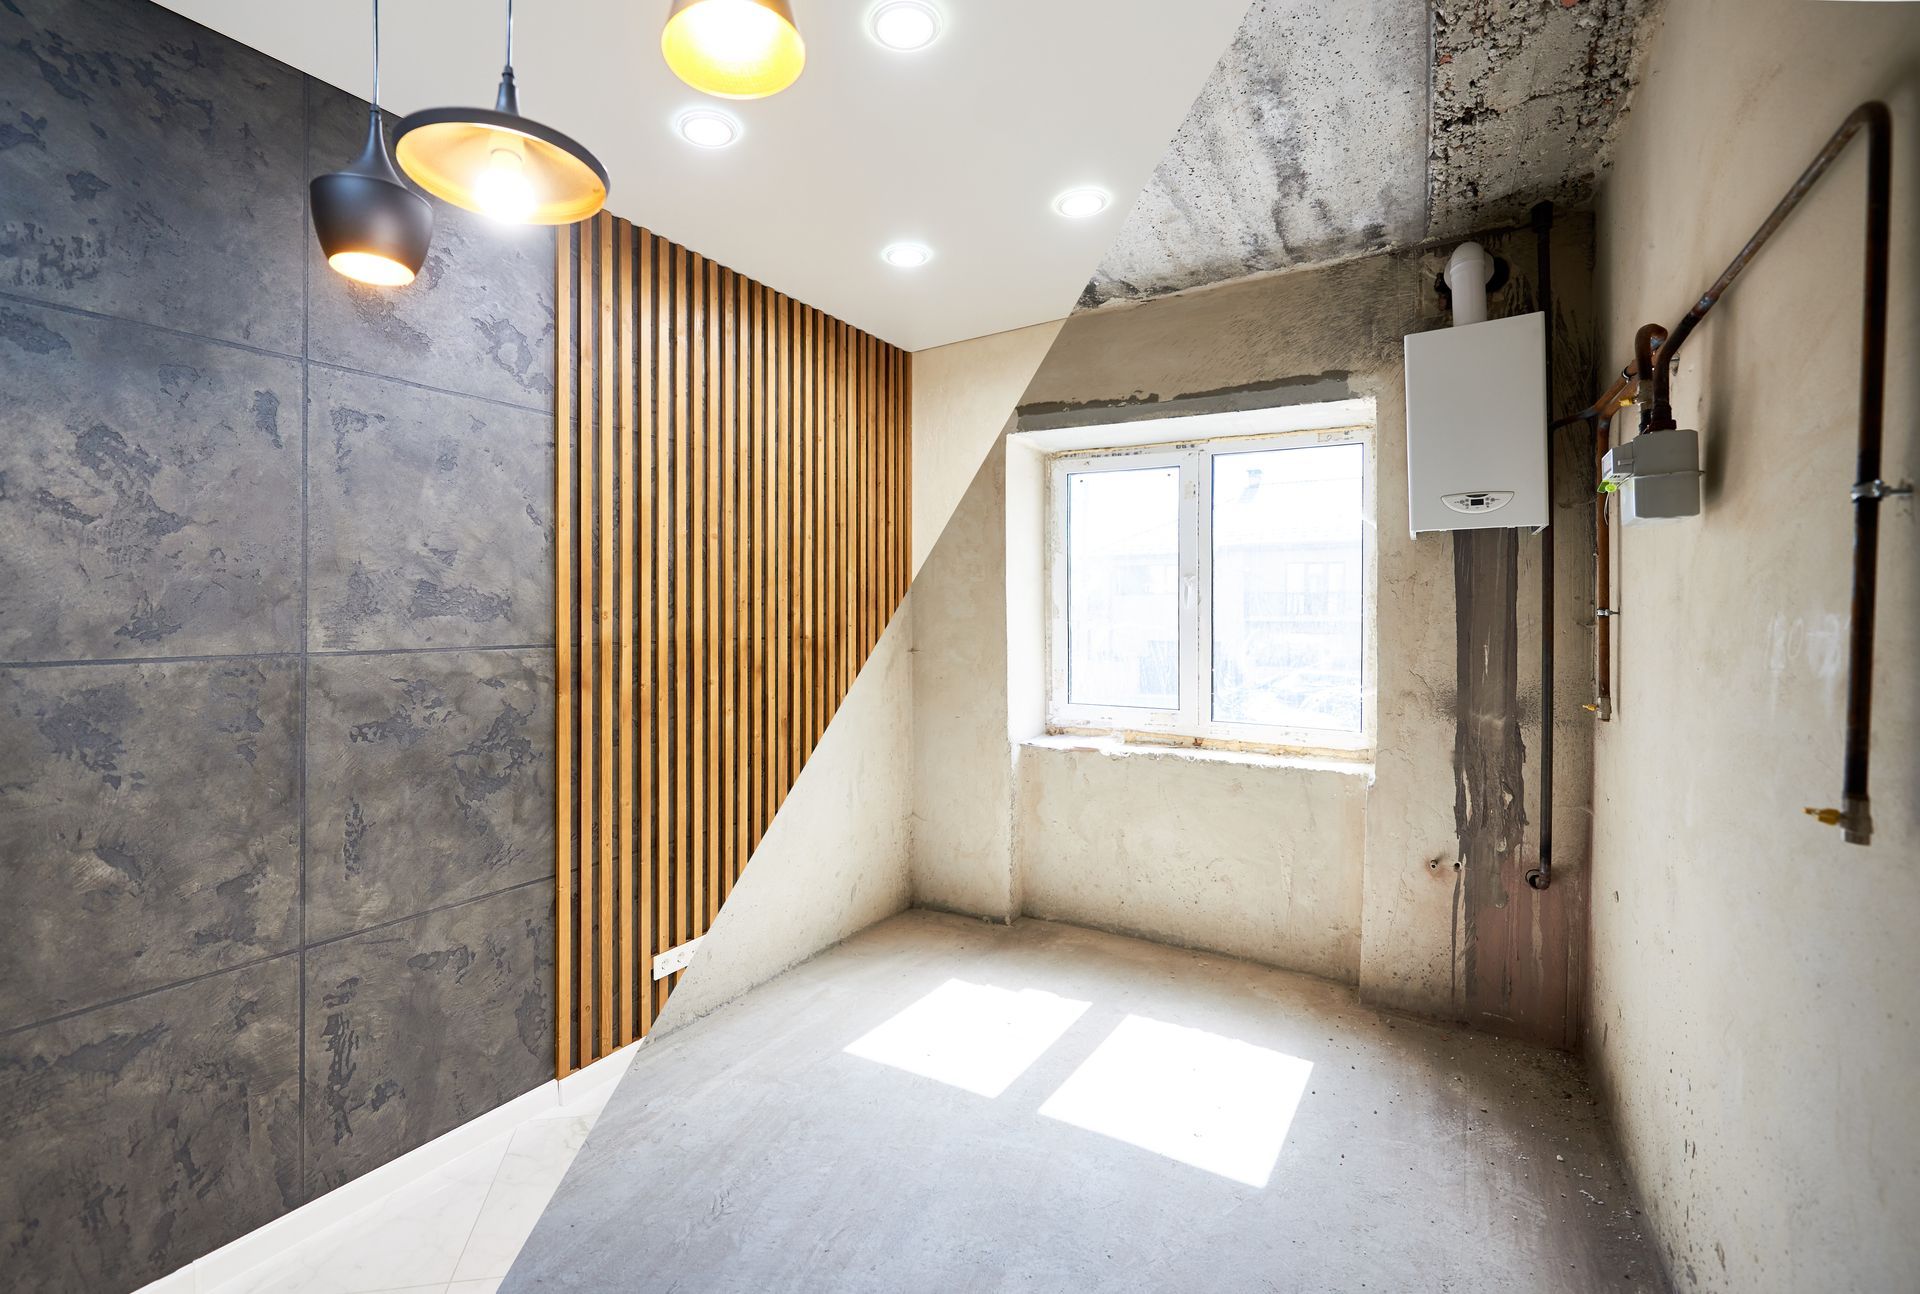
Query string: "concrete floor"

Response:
xmin=506 ymin=912 xmax=1668 ymax=1292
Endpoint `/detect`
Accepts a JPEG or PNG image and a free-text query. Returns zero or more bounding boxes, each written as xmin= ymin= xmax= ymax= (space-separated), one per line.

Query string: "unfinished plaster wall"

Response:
xmin=910 ymin=321 xmax=1063 ymax=577
xmin=912 ymin=447 xmax=1020 ymax=919
xmin=907 ymin=322 xmax=1062 ymax=918
xmin=656 ymin=606 xmax=916 ymax=1033
xmin=672 ymin=318 xmax=1062 ymax=1030
xmin=995 ymin=222 xmax=1599 ymax=1043
xmin=1588 ymin=1 xmax=1920 ymax=1288
xmin=911 ymin=413 xmax=1374 ymax=970
xmin=1016 ymin=745 xmax=1366 ymax=983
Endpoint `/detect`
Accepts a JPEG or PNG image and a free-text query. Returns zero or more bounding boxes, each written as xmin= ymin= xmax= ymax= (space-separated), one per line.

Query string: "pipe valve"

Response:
xmin=1805 ymin=800 xmax=1874 ymax=845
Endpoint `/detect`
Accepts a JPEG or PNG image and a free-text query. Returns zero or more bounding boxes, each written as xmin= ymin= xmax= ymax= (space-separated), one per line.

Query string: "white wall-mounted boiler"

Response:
xmin=1403 ymin=308 xmax=1549 ymax=537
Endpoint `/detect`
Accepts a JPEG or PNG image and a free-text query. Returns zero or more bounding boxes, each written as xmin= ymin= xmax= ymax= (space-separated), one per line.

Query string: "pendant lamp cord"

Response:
xmin=370 ymin=0 xmax=382 ymax=110
xmin=493 ymin=0 xmax=520 ymax=114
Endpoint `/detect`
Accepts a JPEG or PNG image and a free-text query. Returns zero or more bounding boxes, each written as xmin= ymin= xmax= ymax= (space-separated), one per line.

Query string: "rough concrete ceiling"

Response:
xmin=1082 ymin=0 xmax=1657 ymax=309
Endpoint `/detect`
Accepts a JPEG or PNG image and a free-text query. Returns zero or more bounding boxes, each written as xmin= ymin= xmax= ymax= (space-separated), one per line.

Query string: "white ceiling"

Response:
xmin=155 ymin=0 xmax=1253 ymax=352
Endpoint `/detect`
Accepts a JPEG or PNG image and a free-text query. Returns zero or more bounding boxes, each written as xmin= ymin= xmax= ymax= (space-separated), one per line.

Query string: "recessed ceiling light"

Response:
xmin=871 ymin=1 xmax=941 ymax=52
xmin=1053 ymin=187 xmax=1111 ymax=219
xmin=881 ymin=241 xmax=932 ymax=268
xmin=677 ymin=108 xmax=740 ymax=149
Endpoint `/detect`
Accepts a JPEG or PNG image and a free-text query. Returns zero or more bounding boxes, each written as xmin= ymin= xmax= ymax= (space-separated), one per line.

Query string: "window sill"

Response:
xmin=1019 ymin=733 xmax=1373 ymax=779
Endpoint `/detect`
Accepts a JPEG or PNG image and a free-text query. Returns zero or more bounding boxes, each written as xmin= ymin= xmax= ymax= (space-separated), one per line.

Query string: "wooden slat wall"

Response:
xmin=555 ymin=213 xmax=912 ymax=1076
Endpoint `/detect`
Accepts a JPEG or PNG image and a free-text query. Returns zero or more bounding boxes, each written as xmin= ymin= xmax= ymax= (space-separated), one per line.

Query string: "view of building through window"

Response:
xmin=1053 ymin=433 xmax=1366 ymax=745
xmin=1210 ymin=443 xmax=1364 ymax=731
xmin=1066 ymin=465 xmax=1182 ymax=710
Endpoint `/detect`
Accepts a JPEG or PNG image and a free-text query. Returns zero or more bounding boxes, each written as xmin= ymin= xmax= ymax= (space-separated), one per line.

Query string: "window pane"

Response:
xmin=1067 ymin=465 xmax=1181 ymax=710
xmin=1211 ymin=443 xmax=1363 ymax=731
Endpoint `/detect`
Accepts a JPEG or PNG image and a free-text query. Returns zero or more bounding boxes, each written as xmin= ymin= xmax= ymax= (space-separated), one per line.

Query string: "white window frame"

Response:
xmin=1045 ymin=424 xmax=1374 ymax=755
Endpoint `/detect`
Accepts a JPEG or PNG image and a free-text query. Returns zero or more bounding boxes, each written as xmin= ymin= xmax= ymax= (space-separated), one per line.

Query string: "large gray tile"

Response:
xmin=0 ymin=957 xmax=300 ymax=1293
xmin=0 ymin=302 xmax=302 ymax=661
xmin=307 ymin=366 xmax=554 ymax=653
xmin=305 ymin=648 xmax=554 ymax=942
xmin=304 ymin=883 xmax=555 ymax=1194
xmin=0 ymin=0 xmax=306 ymax=352
xmin=0 ymin=659 xmax=300 ymax=1032
xmin=306 ymin=84 xmax=556 ymax=409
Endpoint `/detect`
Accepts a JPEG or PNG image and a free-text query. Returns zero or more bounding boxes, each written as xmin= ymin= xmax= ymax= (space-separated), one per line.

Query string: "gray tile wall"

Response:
xmin=0 ymin=3 xmax=559 ymax=1289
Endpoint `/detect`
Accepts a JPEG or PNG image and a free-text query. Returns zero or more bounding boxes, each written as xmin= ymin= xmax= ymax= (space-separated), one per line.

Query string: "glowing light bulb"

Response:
xmin=328 ymin=251 xmax=416 ymax=287
xmin=473 ymin=147 xmax=536 ymax=223
xmin=662 ymin=0 xmax=806 ymax=99
xmin=689 ymin=0 xmax=782 ymax=62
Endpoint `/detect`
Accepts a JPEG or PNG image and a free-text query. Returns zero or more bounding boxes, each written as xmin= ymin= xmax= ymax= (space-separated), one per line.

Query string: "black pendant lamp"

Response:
xmin=393 ymin=0 xmax=609 ymax=226
xmin=311 ymin=0 xmax=433 ymax=287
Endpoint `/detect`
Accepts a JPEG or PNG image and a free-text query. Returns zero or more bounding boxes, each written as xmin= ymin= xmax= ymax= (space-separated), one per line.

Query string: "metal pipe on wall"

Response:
xmin=1590 ymin=409 xmax=1612 ymax=719
xmin=1527 ymin=201 xmax=1555 ymax=891
xmin=1568 ymin=100 xmax=1906 ymax=845
xmin=1582 ymin=324 xmax=1667 ymax=721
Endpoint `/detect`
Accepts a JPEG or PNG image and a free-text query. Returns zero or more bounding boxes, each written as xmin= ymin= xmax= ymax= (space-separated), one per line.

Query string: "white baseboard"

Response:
xmin=137 ymin=1040 xmax=643 ymax=1294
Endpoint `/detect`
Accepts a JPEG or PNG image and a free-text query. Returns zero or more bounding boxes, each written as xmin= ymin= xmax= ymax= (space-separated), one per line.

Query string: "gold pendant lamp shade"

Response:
xmin=662 ymin=0 xmax=806 ymax=100
xmin=393 ymin=0 xmax=609 ymax=225
xmin=395 ymin=100 xmax=608 ymax=225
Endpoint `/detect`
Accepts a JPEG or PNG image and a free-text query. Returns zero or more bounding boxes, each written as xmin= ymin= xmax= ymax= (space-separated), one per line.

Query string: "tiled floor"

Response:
xmin=210 ymin=1084 xmax=617 ymax=1294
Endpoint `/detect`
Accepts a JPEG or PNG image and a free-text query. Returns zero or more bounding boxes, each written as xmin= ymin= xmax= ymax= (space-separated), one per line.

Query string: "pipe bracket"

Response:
xmin=1850 ymin=478 xmax=1913 ymax=502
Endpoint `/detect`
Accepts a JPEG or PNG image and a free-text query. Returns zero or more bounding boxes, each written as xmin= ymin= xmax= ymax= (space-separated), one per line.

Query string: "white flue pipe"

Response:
xmin=1445 ymin=241 xmax=1492 ymax=326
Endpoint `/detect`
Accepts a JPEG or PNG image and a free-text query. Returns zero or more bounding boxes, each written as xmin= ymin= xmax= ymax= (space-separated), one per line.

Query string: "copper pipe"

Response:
xmin=1591 ymin=407 xmax=1615 ymax=720
xmin=1648 ymin=104 xmax=1889 ymax=432
xmin=1839 ymin=101 xmax=1894 ymax=845
xmin=1571 ymin=102 xmax=1899 ymax=844
xmin=1632 ymin=324 xmax=1666 ymax=430
xmin=1582 ymin=330 xmax=1659 ymax=721
xmin=1552 ymin=366 xmax=1634 ymax=430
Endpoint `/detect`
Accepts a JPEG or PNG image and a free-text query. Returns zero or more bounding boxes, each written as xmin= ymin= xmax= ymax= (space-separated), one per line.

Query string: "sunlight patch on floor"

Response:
xmin=843 ymin=978 xmax=1092 ymax=1097
xmin=1038 ymin=1014 xmax=1312 ymax=1187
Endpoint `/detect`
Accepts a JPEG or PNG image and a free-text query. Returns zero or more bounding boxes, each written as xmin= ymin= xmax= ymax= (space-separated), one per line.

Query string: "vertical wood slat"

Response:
xmin=750 ymin=283 xmax=766 ymax=878
xmin=713 ymin=267 xmax=725 ymax=921
xmin=596 ymin=216 xmax=616 ymax=1059
xmin=554 ymin=227 xmax=573 ymax=1077
xmin=654 ymin=230 xmax=673 ymax=1029
xmin=616 ymin=225 xmax=637 ymax=1046
xmin=575 ymin=222 xmax=595 ymax=1072
xmin=683 ymin=244 xmax=698 ymax=979
xmin=634 ymin=226 xmax=654 ymax=1039
xmin=555 ymin=213 xmax=912 ymax=1073
xmin=704 ymin=258 xmax=721 ymax=931
xmin=736 ymin=281 xmax=753 ymax=896
xmin=777 ymin=295 xmax=793 ymax=809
